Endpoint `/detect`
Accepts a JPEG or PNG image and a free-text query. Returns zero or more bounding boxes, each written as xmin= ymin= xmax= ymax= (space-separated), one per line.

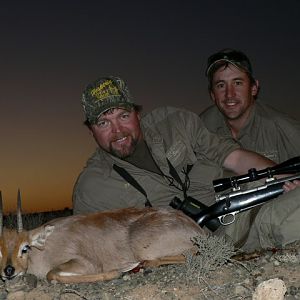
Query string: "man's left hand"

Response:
xmin=283 ymin=180 xmax=300 ymax=192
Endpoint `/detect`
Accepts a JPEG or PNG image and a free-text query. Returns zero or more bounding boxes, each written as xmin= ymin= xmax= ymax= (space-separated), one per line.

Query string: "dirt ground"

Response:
xmin=1 ymin=239 xmax=300 ymax=300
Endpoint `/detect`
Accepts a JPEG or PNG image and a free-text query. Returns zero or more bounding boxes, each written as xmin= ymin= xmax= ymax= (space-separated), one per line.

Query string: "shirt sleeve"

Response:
xmin=72 ymin=168 xmax=137 ymax=214
xmin=182 ymin=109 xmax=240 ymax=166
xmin=275 ymin=116 xmax=300 ymax=161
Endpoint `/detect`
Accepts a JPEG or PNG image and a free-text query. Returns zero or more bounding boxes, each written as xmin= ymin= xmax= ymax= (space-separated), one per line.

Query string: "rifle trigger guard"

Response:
xmin=219 ymin=213 xmax=236 ymax=226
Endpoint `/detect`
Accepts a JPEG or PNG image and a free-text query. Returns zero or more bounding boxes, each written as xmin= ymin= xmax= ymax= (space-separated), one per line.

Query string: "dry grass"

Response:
xmin=184 ymin=235 xmax=235 ymax=279
xmin=3 ymin=209 xmax=72 ymax=230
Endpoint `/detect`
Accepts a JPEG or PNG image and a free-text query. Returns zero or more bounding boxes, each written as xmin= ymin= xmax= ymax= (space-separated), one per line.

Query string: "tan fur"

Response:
xmin=0 ymin=230 xmax=30 ymax=279
xmin=0 ymin=207 xmax=206 ymax=283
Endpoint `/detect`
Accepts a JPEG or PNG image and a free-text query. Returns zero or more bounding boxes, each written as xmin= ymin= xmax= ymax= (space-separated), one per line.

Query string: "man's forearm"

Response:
xmin=223 ymin=149 xmax=276 ymax=175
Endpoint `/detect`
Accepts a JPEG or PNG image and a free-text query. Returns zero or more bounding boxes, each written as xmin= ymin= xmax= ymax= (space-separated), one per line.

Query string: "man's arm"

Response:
xmin=224 ymin=149 xmax=300 ymax=191
xmin=223 ymin=149 xmax=276 ymax=175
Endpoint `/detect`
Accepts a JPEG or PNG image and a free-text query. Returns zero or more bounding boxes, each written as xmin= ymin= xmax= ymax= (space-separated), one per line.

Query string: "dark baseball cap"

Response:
xmin=205 ymin=49 xmax=253 ymax=79
xmin=82 ymin=76 xmax=141 ymax=125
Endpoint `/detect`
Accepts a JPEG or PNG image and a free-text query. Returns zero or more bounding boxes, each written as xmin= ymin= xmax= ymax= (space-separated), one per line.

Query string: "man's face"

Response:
xmin=90 ymin=108 xmax=143 ymax=158
xmin=210 ymin=64 xmax=259 ymax=121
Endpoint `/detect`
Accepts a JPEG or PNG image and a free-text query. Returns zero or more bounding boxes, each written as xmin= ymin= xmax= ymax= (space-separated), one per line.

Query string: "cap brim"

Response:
xmin=97 ymin=103 xmax=142 ymax=118
xmin=206 ymin=59 xmax=251 ymax=77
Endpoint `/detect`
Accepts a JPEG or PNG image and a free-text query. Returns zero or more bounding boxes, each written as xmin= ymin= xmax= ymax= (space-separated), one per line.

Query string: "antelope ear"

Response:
xmin=29 ymin=224 xmax=55 ymax=250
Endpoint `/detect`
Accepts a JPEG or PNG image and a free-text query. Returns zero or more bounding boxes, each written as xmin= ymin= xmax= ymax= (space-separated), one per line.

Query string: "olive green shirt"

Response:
xmin=200 ymin=101 xmax=300 ymax=163
xmin=73 ymin=107 xmax=239 ymax=214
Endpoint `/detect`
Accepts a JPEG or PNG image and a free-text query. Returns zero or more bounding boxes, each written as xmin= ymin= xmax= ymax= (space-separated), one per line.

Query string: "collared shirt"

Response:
xmin=200 ymin=101 xmax=300 ymax=163
xmin=73 ymin=106 xmax=239 ymax=214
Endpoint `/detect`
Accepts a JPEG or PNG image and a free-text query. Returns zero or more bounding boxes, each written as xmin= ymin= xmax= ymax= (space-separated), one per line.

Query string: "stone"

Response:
xmin=252 ymin=278 xmax=287 ymax=300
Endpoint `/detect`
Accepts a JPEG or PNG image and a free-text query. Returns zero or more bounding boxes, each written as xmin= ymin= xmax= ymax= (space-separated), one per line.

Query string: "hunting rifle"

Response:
xmin=170 ymin=156 xmax=300 ymax=231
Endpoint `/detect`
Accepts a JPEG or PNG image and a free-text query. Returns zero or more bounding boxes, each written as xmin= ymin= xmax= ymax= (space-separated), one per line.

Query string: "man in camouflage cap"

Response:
xmin=73 ymin=75 xmax=298 ymax=251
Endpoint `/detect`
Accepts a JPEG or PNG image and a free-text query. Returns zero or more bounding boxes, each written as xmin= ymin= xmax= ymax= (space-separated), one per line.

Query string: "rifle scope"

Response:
xmin=213 ymin=156 xmax=300 ymax=193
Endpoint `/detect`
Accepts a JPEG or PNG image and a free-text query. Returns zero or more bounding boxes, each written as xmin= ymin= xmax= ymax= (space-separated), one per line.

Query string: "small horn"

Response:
xmin=17 ymin=189 xmax=23 ymax=233
xmin=0 ymin=191 xmax=3 ymax=237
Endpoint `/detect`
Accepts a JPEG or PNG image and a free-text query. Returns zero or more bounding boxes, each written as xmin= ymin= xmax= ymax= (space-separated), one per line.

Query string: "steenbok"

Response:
xmin=0 ymin=190 xmax=206 ymax=283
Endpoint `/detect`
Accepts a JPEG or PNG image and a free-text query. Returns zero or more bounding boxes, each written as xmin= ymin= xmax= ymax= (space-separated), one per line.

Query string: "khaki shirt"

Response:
xmin=200 ymin=101 xmax=300 ymax=163
xmin=73 ymin=107 xmax=239 ymax=214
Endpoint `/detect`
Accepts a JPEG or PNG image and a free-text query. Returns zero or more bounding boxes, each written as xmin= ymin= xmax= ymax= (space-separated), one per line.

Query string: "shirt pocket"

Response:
xmin=166 ymin=140 xmax=197 ymax=167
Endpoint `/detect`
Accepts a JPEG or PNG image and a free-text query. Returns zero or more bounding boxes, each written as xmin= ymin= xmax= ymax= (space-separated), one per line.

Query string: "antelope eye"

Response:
xmin=21 ymin=245 xmax=31 ymax=254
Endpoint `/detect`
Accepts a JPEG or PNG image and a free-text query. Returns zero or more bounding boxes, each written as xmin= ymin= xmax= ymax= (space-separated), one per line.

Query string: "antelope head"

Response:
xmin=0 ymin=190 xmax=31 ymax=281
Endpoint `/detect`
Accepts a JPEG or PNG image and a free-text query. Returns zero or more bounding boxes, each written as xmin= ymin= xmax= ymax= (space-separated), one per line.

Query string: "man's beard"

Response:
xmin=109 ymin=137 xmax=139 ymax=159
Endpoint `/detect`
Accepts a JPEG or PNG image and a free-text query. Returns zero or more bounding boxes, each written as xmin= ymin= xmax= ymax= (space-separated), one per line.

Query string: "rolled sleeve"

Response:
xmin=188 ymin=111 xmax=240 ymax=166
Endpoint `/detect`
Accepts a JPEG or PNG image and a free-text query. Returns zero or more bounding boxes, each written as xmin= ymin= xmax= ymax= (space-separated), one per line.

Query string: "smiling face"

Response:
xmin=210 ymin=64 xmax=259 ymax=126
xmin=90 ymin=108 xmax=143 ymax=158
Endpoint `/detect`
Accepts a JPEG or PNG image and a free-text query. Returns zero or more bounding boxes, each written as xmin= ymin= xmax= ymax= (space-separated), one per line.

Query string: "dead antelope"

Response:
xmin=0 ymin=190 xmax=206 ymax=283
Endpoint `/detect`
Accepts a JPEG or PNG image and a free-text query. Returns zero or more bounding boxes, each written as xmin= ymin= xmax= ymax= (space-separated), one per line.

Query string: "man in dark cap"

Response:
xmin=73 ymin=75 xmax=298 ymax=251
xmin=200 ymin=49 xmax=300 ymax=250
xmin=200 ymin=48 xmax=300 ymax=163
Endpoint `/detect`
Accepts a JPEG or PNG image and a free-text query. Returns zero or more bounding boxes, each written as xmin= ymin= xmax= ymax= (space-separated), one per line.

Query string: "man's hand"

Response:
xmin=283 ymin=180 xmax=300 ymax=192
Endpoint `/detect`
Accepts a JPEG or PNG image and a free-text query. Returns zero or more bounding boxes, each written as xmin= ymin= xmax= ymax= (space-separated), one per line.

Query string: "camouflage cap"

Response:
xmin=82 ymin=76 xmax=140 ymax=124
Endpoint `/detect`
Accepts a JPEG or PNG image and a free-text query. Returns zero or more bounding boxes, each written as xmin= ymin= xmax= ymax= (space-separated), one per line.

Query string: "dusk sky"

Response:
xmin=1 ymin=1 xmax=299 ymax=213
